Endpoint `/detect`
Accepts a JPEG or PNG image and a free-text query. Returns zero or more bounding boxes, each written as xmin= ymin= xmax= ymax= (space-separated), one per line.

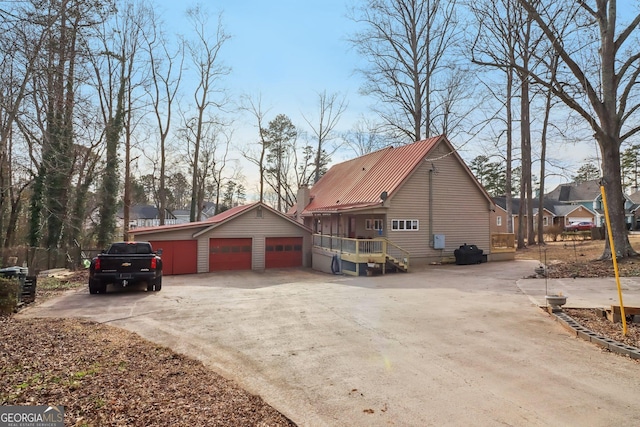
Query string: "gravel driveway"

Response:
xmin=20 ymin=260 xmax=640 ymax=426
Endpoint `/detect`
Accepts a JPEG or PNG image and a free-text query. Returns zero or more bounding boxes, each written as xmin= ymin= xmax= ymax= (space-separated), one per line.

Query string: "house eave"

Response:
xmin=301 ymin=202 xmax=385 ymax=216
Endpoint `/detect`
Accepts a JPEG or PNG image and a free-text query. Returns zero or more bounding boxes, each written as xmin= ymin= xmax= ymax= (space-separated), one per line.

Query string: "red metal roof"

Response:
xmin=204 ymin=202 xmax=260 ymax=223
xmin=132 ymin=201 xmax=311 ymax=237
xmin=132 ymin=202 xmax=260 ymax=235
xmin=302 ymin=136 xmax=442 ymax=214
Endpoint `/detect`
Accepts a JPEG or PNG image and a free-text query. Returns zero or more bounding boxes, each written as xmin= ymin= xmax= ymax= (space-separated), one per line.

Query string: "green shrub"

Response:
xmin=0 ymin=277 xmax=19 ymax=314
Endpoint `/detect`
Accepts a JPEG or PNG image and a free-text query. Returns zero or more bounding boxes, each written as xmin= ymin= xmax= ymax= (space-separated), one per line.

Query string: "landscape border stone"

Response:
xmin=552 ymin=311 xmax=640 ymax=360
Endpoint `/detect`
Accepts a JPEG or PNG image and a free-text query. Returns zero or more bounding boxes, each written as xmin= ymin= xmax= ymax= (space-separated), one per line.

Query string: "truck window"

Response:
xmin=108 ymin=243 xmax=152 ymax=254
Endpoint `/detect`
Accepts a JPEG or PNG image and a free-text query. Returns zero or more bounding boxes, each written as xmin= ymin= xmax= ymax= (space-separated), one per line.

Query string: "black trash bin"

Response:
xmin=454 ymin=243 xmax=484 ymax=265
xmin=0 ymin=267 xmax=34 ymax=304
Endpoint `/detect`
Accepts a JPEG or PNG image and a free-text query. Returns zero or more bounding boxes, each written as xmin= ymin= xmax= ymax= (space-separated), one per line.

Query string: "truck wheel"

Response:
xmin=89 ymin=279 xmax=106 ymax=294
xmin=147 ymin=277 xmax=162 ymax=292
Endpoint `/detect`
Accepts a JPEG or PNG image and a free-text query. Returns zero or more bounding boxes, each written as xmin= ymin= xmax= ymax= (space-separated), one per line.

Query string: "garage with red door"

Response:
xmin=148 ymin=240 xmax=197 ymax=275
xmin=209 ymin=238 xmax=253 ymax=271
xmin=265 ymin=237 xmax=303 ymax=268
xmin=131 ymin=202 xmax=311 ymax=274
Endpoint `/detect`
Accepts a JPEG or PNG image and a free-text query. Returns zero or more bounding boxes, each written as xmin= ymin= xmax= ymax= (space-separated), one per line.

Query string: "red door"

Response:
xmin=265 ymin=237 xmax=303 ymax=268
xmin=148 ymin=240 xmax=197 ymax=275
xmin=209 ymin=238 xmax=252 ymax=271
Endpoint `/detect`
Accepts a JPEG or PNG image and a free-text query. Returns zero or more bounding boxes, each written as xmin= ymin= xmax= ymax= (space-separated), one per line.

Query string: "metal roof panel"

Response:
xmin=303 ymin=136 xmax=442 ymax=214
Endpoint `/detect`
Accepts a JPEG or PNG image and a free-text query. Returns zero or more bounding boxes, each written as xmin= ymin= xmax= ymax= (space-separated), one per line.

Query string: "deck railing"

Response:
xmin=312 ymin=234 xmax=410 ymax=268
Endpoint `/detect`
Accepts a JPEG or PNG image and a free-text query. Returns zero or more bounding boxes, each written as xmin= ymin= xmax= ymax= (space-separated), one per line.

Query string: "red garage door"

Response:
xmin=265 ymin=237 xmax=303 ymax=269
xmin=209 ymin=238 xmax=252 ymax=271
xmin=148 ymin=240 xmax=197 ymax=276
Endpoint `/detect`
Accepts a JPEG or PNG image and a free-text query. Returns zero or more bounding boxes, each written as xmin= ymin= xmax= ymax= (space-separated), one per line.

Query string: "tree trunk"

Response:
xmin=600 ymin=138 xmax=636 ymax=259
xmin=506 ymin=60 xmax=513 ymax=234
xmin=97 ymin=73 xmax=126 ymax=248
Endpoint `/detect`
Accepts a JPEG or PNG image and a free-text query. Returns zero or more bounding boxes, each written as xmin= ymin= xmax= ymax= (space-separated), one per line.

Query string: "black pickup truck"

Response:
xmin=89 ymin=241 xmax=163 ymax=294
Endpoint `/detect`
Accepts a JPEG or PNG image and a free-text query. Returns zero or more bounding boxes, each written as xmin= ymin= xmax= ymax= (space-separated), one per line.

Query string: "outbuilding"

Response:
xmin=131 ymin=202 xmax=312 ymax=275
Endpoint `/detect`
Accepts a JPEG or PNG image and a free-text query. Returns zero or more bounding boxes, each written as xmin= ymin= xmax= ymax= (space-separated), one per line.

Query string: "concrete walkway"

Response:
xmin=19 ymin=260 xmax=640 ymax=426
xmin=517 ymin=274 xmax=640 ymax=308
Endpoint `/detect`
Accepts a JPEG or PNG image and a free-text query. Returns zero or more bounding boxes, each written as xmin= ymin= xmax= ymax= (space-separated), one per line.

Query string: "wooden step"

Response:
xmin=606 ymin=305 xmax=640 ymax=323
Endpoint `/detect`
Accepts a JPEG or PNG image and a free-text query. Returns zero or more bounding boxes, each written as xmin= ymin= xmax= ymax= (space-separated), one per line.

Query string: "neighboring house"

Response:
xmin=493 ymin=179 xmax=639 ymax=236
xmin=493 ymin=197 xmax=570 ymax=237
xmin=627 ymin=190 xmax=640 ymax=229
xmin=130 ymin=202 xmax=312 ymax=275
xmin=546 ymin=180 xmax=636 ymax=228
xmin=171 ymin=209 xmax=191 ymax=224
xmin=491 ymin=203 xmax=509 ymax=234
xmin=118 ymin=205 xmax=178 ymax=229
xmin=289 ymin=135 xmax=499 ymax=275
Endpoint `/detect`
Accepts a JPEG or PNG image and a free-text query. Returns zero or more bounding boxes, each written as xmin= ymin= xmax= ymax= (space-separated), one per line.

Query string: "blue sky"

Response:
xmin=152 ymin=0 xmax=376 ymax=189
xmin=152 ymin=0 xmax=613 ymax=192
xmin=158 ymin=0 xmax=368 ymax=131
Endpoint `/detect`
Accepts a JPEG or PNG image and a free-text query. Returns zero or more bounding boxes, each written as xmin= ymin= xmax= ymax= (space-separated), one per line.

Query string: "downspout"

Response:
xmin=429 ymin=167 xmax=434 ymax=247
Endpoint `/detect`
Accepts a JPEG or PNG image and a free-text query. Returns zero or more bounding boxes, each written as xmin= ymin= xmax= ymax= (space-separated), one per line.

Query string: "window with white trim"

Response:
xmin=365 ymin=219 xmax=383 ymax=230
xmin=391 ymin=219 xmax=419 ymax=231
xmin=496 ymin=216 xmax=502 ymax=227
xmin=543 ymin=217 xmax=548 ymax=226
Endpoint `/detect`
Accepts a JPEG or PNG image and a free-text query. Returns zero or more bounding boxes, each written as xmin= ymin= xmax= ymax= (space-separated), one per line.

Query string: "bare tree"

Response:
xmin=208 ymin=128 xmax=237 ymax=215
xmin=343 ymin=116 xmax=390 ymax=156
xmin=301 ymin=90 xmax=348 ymax=183
xmin=0 ymin=3 xmax=61 ymax=247
xmin=536 ymin=52 xmax=559 ymax=245
xmin=263 ymin=114 xmax=298 ymax=212
xmin=470 ymin=0 xmax=554 ymax=247
xmin=2 ymin=124 xmax=32 ymax=251
xmin=240 ymin=94 xmax=270 ymax=202
xmin=470 ymin=0 xmax=525 ymax=236
xmin=517 ymin=6 xmax=535 ymax=248
xmin=28 ymin=0 xmax=111 ymax=248
xmin=119 ymin=1 xmax=156 ymax=241
xmin=185 ymin=6 xmax=230 ymax=222
xmin=349 ymin=0 xmax=462 ymax=142
xmin=518 ymin=0 xmax=640 ymax=259
xmin=142 ymin=7 xmax=184 ymax=225
xmin=89 ymin=3 xmax=138 ymax=247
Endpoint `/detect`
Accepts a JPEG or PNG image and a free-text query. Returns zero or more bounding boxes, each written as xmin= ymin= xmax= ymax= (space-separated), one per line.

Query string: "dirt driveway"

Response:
xmin=20 ymin=261 xmax=640 ymax=426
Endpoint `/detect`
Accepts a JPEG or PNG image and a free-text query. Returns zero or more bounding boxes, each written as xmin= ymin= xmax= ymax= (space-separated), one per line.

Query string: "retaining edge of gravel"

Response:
xmin=551 ymin=310 xmax=640 ymax=359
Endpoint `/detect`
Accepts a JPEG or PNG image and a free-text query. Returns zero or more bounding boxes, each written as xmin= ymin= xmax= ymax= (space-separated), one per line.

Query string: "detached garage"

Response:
xmin=131 ymin=202 xmax=312 ymax=275
xmin=209 ymin=238 xmax=252 ymax=271
xmin=148 ymin=240 xmax=198 ymax=275
xmin=265 ymin=237 xmax=303 ymax=268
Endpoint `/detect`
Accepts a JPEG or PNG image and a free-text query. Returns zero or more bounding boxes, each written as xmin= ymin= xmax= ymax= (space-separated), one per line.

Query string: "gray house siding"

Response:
xmin=386 ymin=163 xmax=431 ymax=262
xmin=428 ymin=143 xmax=490 ymax=256
xmin=388 ymin=142 xmax=491 ymax=265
